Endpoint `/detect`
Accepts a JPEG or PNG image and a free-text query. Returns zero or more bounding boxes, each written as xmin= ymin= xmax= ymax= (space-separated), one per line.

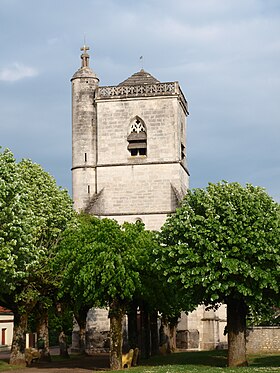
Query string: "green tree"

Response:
xmin=154 ymin=182 xmax=280 ymax=367
xmin=57 ymin=214 xmax=159 ymax=369
xmin=127 ymin=240 xmax=192 ymax=357
xmin=0 ymin=148 xmax=74 ymax=365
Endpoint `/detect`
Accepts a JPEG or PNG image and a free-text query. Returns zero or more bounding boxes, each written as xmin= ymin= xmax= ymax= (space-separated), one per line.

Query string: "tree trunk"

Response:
xmin=150 ymin=311 xmax=159 ymax=356
xmin=59 ymin=331 xmax=69 ymax=358
xmin=79 ymin=323 xmax=86 ymax=354
xmin=10 ymin=312 xmax=27 ymax=366
xmin=168 ymin=318 xmax=178 ymax=352
xmin=227 ymin=298 xmax=248 ymax=367
xmin=74 ymin=307 xmax=88 ymax=354
xmin=36 ymin=308 xmax=51 ymax=361
xmin=140 ymin=304 xmax=150 ymax=359
xmin=127 ymin=301 xmax=138 ymax=349
xmin=109 ymin=301 xmax=125 ymax=370
xmin=159 ymin=319 xmax=171 ymax=354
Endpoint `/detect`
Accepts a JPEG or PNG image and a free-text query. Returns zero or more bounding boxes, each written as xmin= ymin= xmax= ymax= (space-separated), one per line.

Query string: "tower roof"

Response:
xmin=72 ymin=66 xmax=98 ymax=80
xmin=118 ymin=69 xmax=160 ymax=86
xmin=71 ymin=44 xmax=99 ymax=81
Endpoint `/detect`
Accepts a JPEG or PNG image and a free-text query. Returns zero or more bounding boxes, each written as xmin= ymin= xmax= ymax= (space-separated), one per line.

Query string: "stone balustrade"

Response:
xmin=97 ymin=82 xmax=188 ymax=114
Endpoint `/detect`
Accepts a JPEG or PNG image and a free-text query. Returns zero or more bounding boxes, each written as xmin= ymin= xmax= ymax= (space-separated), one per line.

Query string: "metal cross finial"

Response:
xmin=80 ymin=44 xmax=89 ymax=54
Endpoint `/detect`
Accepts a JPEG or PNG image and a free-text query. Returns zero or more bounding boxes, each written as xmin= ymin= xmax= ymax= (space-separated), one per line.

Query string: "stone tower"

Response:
xmin=71 ymin=47 xmax=228 ymax=352
xmin=72 ymin=47 xmax=189 ymax=230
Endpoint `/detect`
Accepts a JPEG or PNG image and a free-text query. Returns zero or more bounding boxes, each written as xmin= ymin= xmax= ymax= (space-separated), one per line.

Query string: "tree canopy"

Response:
xmin=56 ymin=216 xmax=155 ymax=308
xmin=56 ymin=214 xmax=171 ymax=368
xmin=0 ymin=148 xmax=74 ymax=364
xmin=154 ymin=181 xmax=280 ymax=366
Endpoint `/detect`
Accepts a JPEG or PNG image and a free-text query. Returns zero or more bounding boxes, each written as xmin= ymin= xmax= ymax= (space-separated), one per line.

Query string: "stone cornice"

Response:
xmin=72 ymin=160 xmax=190 ymax=176
xmin=96 ymin=82 xmax=189 ymax=114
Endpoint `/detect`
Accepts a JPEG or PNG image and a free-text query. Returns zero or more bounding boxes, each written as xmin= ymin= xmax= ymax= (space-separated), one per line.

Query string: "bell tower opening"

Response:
xmin=127 ymin=117 xmax=147 ymax=156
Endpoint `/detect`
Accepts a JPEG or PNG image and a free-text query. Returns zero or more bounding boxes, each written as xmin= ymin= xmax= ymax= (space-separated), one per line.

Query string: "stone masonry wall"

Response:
xmin=96 ymin=96 xmax=181 ymax=165
xmin=91 ymin=94 xmax=189 ymax=230
xmin=72 ymin=74 xmax=98 ymax=211
xmin=177 ymin=305 xmax=227 ymax=350
xmin=92 ymin=163 xmax=188 ymax=231
xmin=246 ymin=327 xmax=280 ymax=353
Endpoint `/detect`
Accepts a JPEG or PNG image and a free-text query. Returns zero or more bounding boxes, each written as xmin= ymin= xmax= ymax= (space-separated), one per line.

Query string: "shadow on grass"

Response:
xmin=141 ymin=350 xmax=228 ymax=367
xmin=0 ymin=354 xmax=110 ymax=372
xmin=249 ymin=354 xmax=280 ymax=367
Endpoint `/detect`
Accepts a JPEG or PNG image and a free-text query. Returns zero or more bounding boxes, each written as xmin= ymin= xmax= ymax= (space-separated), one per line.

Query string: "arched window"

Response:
xmin=127 ymin=117 xmax=147 ymax=156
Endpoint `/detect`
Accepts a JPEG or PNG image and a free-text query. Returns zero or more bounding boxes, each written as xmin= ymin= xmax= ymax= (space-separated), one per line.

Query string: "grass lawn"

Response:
xmin=130 ymin=350 xmax=280 ymax=373
xmin=0 ymin=350 xmax=279 ymax=372
xmin=0 ymin=360 xmax=22 ymax=371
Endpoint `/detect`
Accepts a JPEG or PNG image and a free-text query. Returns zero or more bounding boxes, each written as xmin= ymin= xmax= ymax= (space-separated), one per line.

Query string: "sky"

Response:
xmin=0 ymin=0 xmax=279 ymax=201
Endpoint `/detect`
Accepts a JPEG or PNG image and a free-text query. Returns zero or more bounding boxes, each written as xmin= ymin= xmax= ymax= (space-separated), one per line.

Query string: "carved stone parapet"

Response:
xmin=96 ymin=82 xmax=188 ymax=114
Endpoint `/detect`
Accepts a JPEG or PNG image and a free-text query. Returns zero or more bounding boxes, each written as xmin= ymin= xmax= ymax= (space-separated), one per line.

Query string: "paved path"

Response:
xmin=0 ymin=350 xmax=110 ymax=373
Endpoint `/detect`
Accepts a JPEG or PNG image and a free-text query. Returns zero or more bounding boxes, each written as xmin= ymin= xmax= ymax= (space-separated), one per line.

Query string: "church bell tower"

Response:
xmin=71 ymin=47 xmax=189 ymax=230
xmin=70 ymin=48 xmax=228 ymax=353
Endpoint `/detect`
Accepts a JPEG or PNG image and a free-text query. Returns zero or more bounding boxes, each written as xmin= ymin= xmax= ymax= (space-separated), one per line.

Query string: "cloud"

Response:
xmin=0 ymin=63 xmax=38 ymax=82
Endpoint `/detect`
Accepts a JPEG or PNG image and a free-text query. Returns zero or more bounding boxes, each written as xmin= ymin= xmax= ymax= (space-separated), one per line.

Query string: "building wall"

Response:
xmin=96 ymin=96 xmax=183 ymax=164
xmin=0 ymin=313 xmax=14 ymax=348
xmin=177 ymin=305 xmax=227 ymax=350
xmin=71 ymin=70 xmax=99 ymax=211
xmin=93 ymin=163 xmax=187 ymax=231
xmin=246 ymin=327 xmax=280 ymax=353
xmin=89 ymin=93 xmax=189 ymax=230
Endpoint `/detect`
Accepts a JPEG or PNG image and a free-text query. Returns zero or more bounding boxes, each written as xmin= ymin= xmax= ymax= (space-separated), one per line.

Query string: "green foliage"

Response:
xmin=248 ymin=305 xmax=280 ymax=326
xmin=0 ymin=147 xmax=74 ymax=312
xmin=0 ymin=149 xmax=32 ymax=294
xmin=56 ymin=215 xmax=160 ymax=311
xmin=155 ymin=182 xmax=280 ymax=311
xmin=48 ymin=305 xmax=74 ymax=346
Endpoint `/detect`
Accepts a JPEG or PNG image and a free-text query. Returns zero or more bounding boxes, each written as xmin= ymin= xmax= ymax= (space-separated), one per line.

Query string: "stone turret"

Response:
xmin=71 ymin=46 xmax=99 ymax=211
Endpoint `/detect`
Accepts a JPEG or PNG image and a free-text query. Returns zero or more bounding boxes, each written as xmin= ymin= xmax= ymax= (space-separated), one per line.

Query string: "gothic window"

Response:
xmin=127 ymin=118 xmax=147 ymax=156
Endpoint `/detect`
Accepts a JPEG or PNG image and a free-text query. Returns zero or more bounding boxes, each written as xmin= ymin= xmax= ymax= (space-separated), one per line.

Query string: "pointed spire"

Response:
xmin=80 ymin=44 xmax=90 ymax=68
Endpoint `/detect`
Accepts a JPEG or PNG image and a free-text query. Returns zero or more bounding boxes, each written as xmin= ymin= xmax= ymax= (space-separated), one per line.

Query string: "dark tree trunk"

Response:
xmin=59 ymin=331 xmax=69 ymax=358
xmin=168 ymin=317 xmax=178 ymax=352
xmin=79 ymin=324 xmax=86 ymax=354
xmin=109 ymin=300 xmax=125 ymax=370
xmin=10 ymin=312 xmax=27 ymax=366
xmin=127 ymin=301 xmax=138 ymax=349
xmin=227 ymin=298 xmax=248 ymax=367
xmin=150 ymin=311 xmax=159 ymax=356
xmin=36 ymin=307 xmax=51 ymax=361
xmin=159 ymin=316 xmax=178 ymax=354
xmin=140 ymin=304 xmax=151 ymax=359
xmin=74 ymin=307 xmax=89 ymax=354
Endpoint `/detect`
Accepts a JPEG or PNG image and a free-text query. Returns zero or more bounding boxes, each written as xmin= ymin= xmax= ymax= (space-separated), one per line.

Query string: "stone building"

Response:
xmin=71 ymin=46 xmax=227 ymax=351
xmin=72 ymin=45 xmax=189 ymax=229
xmin=0 ymin=306 xmax=14 ymax=351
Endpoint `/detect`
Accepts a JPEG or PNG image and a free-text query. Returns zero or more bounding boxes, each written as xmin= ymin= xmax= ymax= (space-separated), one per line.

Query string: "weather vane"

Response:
xmin=139 ymin=55 xmax=144 ymax=70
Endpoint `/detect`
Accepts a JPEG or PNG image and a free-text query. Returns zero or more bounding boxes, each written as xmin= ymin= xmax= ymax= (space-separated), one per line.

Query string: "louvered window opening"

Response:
xmin=127 ymin=119 xmax=147 ymax=156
